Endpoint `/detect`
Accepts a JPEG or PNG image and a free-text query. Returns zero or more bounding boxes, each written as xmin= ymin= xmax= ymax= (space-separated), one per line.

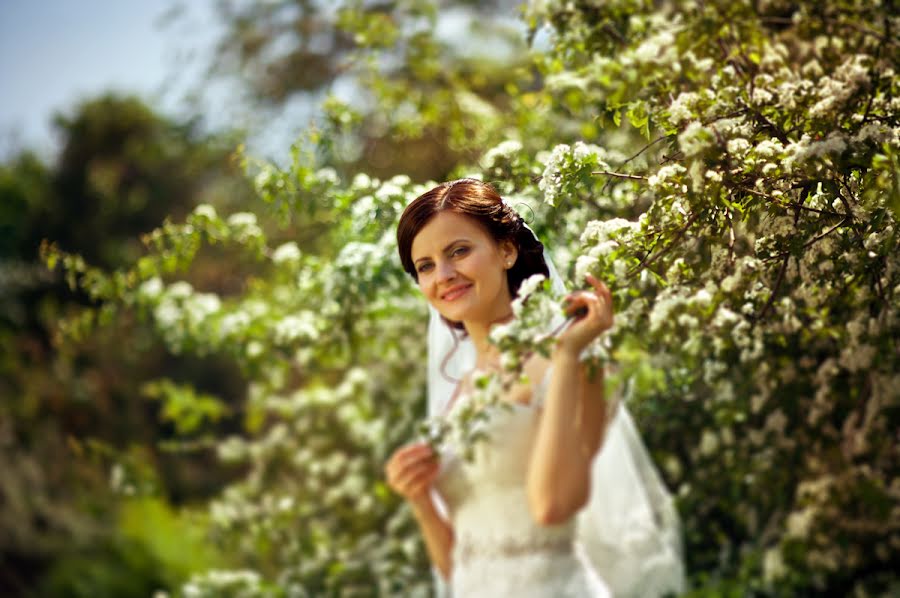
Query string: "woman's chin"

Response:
xmin=436 ymin=303 xmax=475 ymax=325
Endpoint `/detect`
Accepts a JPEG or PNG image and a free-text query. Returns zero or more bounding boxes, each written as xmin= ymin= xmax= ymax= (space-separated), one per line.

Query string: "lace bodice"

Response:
xmin=433 ymin=373 xmax=610 ymax=597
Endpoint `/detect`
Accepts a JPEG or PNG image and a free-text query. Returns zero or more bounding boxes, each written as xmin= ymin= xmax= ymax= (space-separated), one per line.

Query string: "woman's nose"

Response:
xmin=436 ymin=260 xmax=456 ymax=281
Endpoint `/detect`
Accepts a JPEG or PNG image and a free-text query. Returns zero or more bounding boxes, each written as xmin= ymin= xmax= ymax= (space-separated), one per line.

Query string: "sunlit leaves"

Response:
xmin=46 ymin=0 xmax=900 ymax=595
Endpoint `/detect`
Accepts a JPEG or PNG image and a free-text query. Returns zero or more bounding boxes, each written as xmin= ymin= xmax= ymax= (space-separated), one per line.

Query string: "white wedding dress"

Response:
xmin=433 ymin=369 xmax=612 ymax=597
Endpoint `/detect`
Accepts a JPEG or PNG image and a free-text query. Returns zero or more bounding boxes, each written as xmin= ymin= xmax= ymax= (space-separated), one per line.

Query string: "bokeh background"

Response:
xmin=2 ymin=1 xmax=897 ymax=596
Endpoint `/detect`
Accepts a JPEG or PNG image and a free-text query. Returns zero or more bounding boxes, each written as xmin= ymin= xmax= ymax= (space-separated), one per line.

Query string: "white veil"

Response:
xmin=426 ymin=238 xmax=686 ymax=598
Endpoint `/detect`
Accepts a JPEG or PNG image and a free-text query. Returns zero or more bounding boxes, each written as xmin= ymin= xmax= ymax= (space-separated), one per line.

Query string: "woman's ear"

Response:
xmin=500 ymin=240 xmax=518 ymax=269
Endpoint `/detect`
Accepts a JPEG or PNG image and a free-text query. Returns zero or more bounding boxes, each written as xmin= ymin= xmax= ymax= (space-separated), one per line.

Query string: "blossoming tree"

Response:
xmin=45 ymin=0 xmax=898 ymax=595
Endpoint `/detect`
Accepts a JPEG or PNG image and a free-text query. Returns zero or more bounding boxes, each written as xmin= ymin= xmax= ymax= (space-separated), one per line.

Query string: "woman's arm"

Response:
xmin=526 ymin=348 xmax=607 ymax=526
xmin=384 ymin=442 xmax=455 ymax=579
xmin=526 ymin=273 xmax=613 ymax=526
xmin=410 ymin=494 xmax=455 ymax=580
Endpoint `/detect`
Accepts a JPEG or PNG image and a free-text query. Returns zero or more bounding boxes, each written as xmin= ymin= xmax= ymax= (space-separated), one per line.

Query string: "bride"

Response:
xmin=384 ymin=179 xmax=685 ymax=597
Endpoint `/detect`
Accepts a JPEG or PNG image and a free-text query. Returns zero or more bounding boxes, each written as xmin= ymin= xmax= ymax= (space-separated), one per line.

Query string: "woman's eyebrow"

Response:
xmin=413 ymin=238 xmax=470 ymax=264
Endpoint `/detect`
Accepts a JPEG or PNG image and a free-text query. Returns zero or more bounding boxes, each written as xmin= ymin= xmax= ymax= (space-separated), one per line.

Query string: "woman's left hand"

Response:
xmin=555 ymin=273 xmax=614 ymax=356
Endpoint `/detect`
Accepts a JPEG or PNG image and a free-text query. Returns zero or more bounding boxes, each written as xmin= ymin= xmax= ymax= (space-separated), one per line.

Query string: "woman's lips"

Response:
xmin=441 ymin=284 xmax=472 ymax=301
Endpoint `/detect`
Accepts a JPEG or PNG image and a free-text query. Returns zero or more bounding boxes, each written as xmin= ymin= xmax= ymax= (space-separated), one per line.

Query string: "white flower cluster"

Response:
xmin=631 ymin=27 xmax=677 ymax=67
xmin=545 ymin=71 xmax=590 ymax=92
xmin=538 ymin=141 xmax=609 ymax=206
xmin=668 ymin=91 xmax=700 ymax=126
xmin=647 ymin=164 xmax=687 ymax=192
xmin=192 ymin=203 xmax=217 ymax=221
xmin=253 ymin=164 xmax=279 ymax=194
xmin=678 ymin=121 xmax=712 ymax=157
xmin=575 ymin=218 xmax=639 ymax=280
xmin=838 ymin=314 xmax=876 ymax=373
xmin=148 ymin=280 xmax=222 ymax=348
xmin=219 ymin=310 xmax=252 ymax=339
xmin=784 ymin=132 xmax=848 ymax=172
xmin=482 ymin=139 xmax=524 ymax=169
xmin=809 ymin=54 xmax=869 ymax=119
xmin=271 ymin=241 xmax=301 ymax=264
xmin=374 ymin=174 xmax=410 ymax=202
xmin=182 ymin=569 xmax=264 ymax=598
xmin=227 ymin=212 xmax=263 ymax=242
xmin=538 ymin=144 xmax=574 ymax=207
xmin=273 ymin=310 xmax=319 ymax=344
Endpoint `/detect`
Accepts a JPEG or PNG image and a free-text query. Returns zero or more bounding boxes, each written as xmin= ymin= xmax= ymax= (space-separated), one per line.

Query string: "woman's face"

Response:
xmin=410 ymin=211 xmax=517 ymax=326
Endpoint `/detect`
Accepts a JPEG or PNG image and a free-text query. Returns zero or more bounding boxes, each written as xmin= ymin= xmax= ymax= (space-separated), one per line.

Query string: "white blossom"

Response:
xmin=185 ymin=293 xmax=221 ymax=323
xmin=167 ymin=281 xmax=194 ymax=299
xmin=763 ymin=547 xmax=787 ymax=583
xmin=351 ymin=172 xmax=372 ymax=190
xmin=154 ymin=300 xmax=181 ymax=330
xmin=699 ymin=429 xmax=718 ymax=456
xmin=272 ymin=242 xmax=301 ymax=264
xmin=274 ymin=311 xmax=319 ymax=344
xmin=220 ymin=310 xmax=251 ymax=337
xmin=138 ymin=276 xmax=163 ymax=300
xmin=375 ymin=182 xmax=404 ymax=201
xmin=668 ymin=92 xmax=699 ymax=125
xmin=678 ymin=121 xmax=711 ymax=157
xmin=193 ymin=203 xmax=217 ymax=220
xmin=246 ymin=341 xmax=264 ymax=358
xmin=227 ymin=212 xmax=263 ymax=240
xmin=647 ymin=164 xmax=687 ymax=190
xmin=482 ymin=140 xmax=523 ymax=168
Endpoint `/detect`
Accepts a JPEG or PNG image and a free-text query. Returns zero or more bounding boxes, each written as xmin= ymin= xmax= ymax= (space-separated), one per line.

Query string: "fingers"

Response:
xmin=563 ymin=287 xmax=613 ymax=332
xmin=564 ymin=290 xmax=603 ymax=319
xmin=584 ymin=273 xmax=612 ymax=307
xmin=393 ymin=460 xmax=439 ymax=494
xmin=384 ymin=442 xmax=439 ymax=499
xmin=385 ymin=442 xmax=433 ymax=469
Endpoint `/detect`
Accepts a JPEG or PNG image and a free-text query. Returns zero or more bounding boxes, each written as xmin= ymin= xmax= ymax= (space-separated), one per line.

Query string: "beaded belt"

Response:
xmin=455 ymin=536 xmax=574 ymax=563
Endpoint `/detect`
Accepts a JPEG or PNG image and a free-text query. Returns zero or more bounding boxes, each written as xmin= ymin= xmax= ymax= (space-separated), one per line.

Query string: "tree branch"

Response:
xmin=627 ymin=211 xmax=701 ymax=279
xmin=600 ymin=136 xmax=669 ymax=194
xmin=591 ymin=170 xmax=648 ymax=181
xmin=756 ymin=254 xmax=789 ymax=321
xmin=737 ymin=185 xmax=844 ymax=218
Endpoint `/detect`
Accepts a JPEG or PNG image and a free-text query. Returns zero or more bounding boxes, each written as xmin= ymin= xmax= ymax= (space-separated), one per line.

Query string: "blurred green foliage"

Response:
xmin=0 ymin=94 xmax=254 ymax=595
xmin=6 ymin=0 xmax=899 ymax=596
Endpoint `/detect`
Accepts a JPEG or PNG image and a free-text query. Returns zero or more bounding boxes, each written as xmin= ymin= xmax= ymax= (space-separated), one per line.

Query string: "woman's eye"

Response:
xmin=417 ymin=263 xmax=433 ymax=273
xmin=452 ymin=246 xmax=469 ymax=257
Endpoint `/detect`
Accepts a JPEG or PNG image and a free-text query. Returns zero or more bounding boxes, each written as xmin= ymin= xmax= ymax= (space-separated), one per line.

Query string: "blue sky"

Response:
xmin=0 ymin=1 xmax=221 ymax=159
xmin=0 ymin=2 xmax=531 ymax=163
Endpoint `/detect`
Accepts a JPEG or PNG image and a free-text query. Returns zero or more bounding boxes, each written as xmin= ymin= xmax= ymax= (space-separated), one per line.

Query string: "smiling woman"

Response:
xmin=386 ymin=179 xmax=621 ymax=596
xmin=397 ymin=179 xmax=549 ymax=334
xmin=411 ymin=211 xmax=517 ymax=329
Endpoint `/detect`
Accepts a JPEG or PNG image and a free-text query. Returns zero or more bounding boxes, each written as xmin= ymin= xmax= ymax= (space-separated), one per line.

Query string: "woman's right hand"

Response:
xmin=384 ymin=441 xmax=440 ymax=506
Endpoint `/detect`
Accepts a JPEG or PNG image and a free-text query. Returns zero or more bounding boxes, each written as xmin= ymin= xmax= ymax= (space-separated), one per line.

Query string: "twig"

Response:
xmin=622 ymin=135 xmax=668 ymax=167
xmin=805 ymin=217 xmax=851 ymax=251
xmin=627 ymin=211 xmax=701 ymax=278
xmin=591 ymin=170 xmax=648 ymax=181
xmin=835 ymin=179 xmax=858 ymax=222
xmin=737 ymin=185 xmax=844 ymax=218
xmin=726 ymin=208 xmax=736 ymax=266
xmin=600 ymin=136 xmax=669 ymax=194
xmin=762 ymin=217 xmax=850 ymax=264
xmin=756 ymin=254 xmax=789 ymax=321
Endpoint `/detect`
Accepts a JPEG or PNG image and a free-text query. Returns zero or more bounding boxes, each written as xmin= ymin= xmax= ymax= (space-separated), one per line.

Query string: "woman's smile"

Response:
xmin=441 ymin=283 xmax=473 ymax=302
xmin=409 ymin=211 xmax=516 ymax=326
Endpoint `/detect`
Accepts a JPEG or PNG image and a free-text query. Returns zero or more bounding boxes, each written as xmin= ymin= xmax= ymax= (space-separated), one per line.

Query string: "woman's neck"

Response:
xmin=464 ymin=310 xmax=514 ymax=370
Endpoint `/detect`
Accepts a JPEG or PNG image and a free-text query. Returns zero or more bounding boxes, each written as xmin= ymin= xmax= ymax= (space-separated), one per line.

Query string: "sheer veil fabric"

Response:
xmin=425 ymin=237 xmax=686 ymax=597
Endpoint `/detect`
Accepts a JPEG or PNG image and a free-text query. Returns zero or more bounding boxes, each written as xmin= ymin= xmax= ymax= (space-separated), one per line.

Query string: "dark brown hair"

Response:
xmin=396 ymin=178 xmax=550 ymax=332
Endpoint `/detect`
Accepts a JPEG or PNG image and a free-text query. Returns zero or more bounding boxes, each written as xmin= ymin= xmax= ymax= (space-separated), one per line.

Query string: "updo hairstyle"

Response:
xmin=396 ymin=178 xmax=550 ymax=332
